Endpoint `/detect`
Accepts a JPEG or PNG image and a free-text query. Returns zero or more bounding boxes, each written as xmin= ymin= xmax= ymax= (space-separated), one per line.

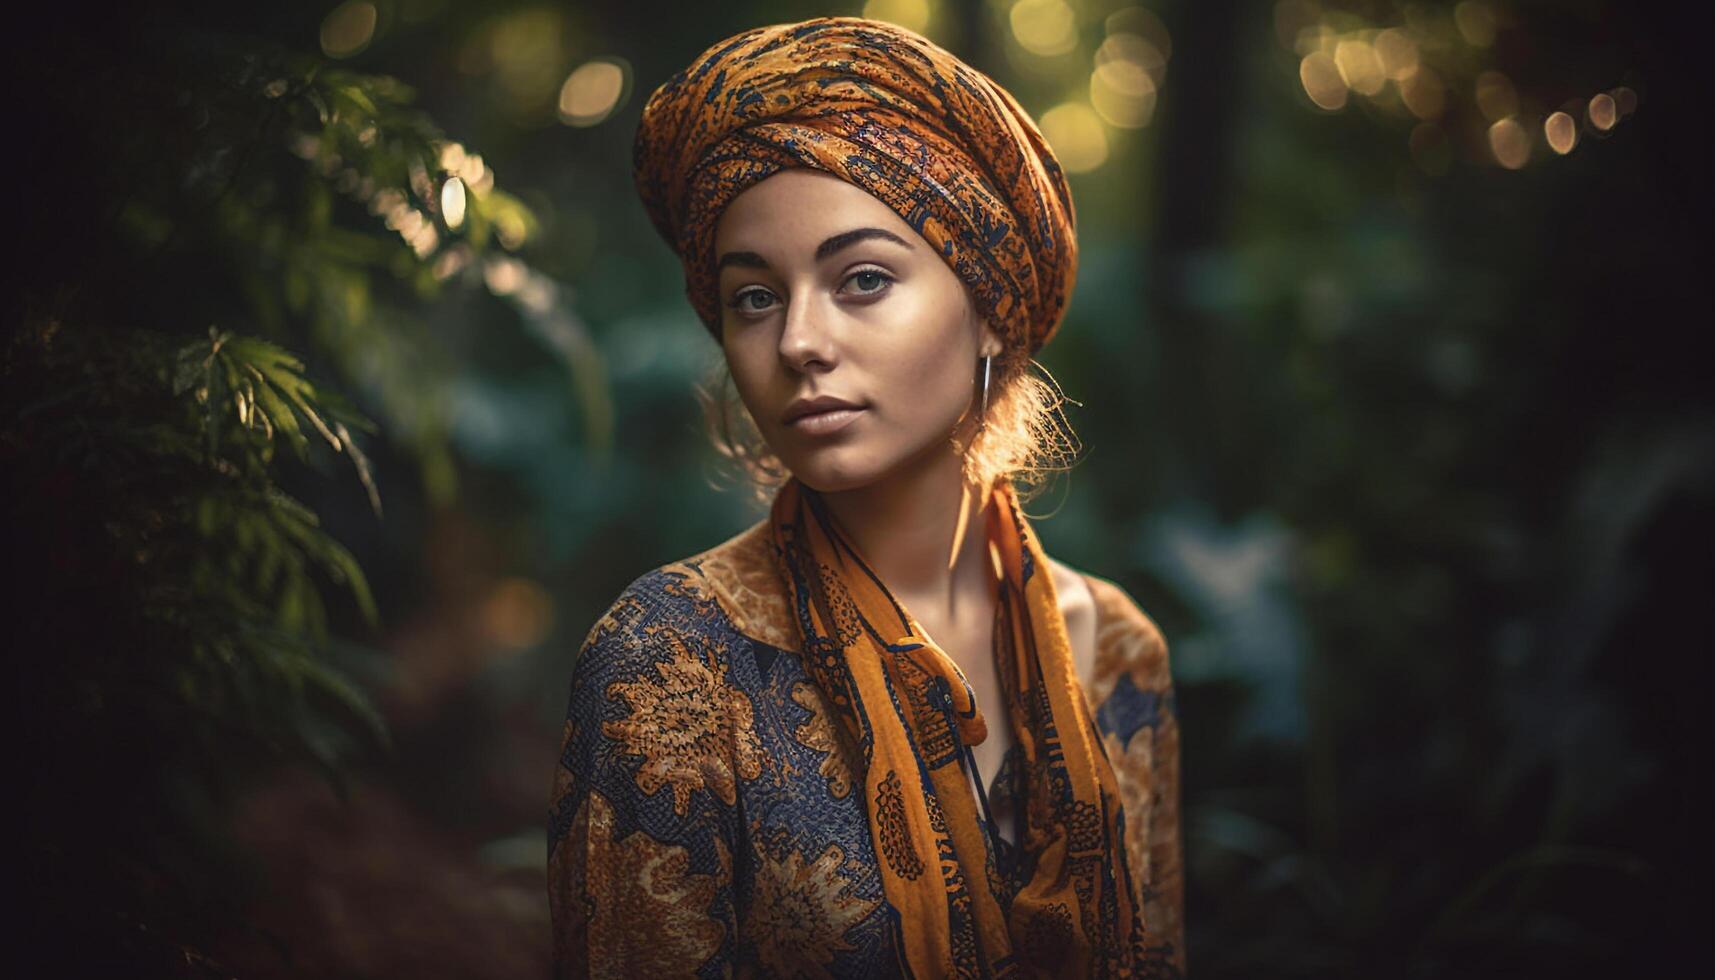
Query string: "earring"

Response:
xmin=978 ymin=354 xmax=992 ymax=431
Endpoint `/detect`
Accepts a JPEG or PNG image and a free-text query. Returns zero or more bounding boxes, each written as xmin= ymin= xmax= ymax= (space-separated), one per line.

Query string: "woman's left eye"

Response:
xmin=843 ymin=269 xmax=893 ymax=295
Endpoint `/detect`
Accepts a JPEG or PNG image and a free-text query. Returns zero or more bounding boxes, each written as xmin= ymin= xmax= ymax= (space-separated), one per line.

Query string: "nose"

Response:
xmin=778 ymin=290 xmax=838 ymax=373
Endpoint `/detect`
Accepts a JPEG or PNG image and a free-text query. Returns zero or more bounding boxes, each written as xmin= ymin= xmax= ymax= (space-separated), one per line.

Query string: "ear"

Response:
xmin=977 ymin=318 xmax=1003 ymax=359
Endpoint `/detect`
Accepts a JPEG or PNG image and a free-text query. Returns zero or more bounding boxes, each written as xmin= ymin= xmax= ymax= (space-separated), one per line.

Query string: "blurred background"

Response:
xmin=6 ymin=1 xmax=1708 ymax=976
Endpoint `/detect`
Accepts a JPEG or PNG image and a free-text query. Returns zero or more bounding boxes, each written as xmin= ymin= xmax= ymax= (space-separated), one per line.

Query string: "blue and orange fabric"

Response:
xmin=555 ymin=14 xmax=1182 ymax=977
xmin=547 ymin=478 xmax=1184 ymax=977
xmin=631 ymin=16 xmax=1078 ymax=357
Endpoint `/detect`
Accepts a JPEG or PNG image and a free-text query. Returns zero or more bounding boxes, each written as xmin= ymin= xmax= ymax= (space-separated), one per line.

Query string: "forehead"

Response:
xmin=714 ymin=168 xmax=916 ymax=252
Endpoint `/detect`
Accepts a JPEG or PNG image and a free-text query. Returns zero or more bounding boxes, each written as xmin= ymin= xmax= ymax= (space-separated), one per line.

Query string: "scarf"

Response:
xmin=632 ymin=16 xmax=1077 ymax=357
xmin=769 ymin=477 xmax=1145 ymax=977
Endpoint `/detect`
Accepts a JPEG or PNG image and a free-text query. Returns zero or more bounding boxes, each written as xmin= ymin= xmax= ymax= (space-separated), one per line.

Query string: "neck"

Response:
xmin=815 ymin=444 xmax=998 ymax=631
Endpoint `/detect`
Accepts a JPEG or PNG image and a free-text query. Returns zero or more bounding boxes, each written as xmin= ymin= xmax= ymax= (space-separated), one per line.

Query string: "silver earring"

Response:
xmin=978 ymin=355 xmax=992 ymax=430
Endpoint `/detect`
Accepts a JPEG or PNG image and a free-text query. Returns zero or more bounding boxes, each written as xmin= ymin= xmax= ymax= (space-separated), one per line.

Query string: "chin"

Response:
xmin=785 ymin=457 xmax=884 ymax=494
xmin=777 ymin=440 xmax=901 ymax=493
xmin=784 ymin=436 xmax=956 ymax=495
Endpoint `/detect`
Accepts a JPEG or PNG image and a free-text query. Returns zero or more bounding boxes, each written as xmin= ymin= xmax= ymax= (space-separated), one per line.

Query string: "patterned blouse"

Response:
xmin=547 ymin=520 xmax=1184 ymax=977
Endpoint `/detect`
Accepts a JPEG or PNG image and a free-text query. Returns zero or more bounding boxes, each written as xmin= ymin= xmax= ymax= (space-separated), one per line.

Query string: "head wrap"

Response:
xmin=632 ymin=16 xmax=1078 ymax=356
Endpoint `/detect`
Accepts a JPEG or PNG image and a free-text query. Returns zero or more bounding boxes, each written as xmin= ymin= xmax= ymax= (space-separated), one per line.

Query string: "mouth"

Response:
xmin=783 ymin=394 xmax=865 ymax=425
xmin=788 ymin=405 xmax=866 ymax=436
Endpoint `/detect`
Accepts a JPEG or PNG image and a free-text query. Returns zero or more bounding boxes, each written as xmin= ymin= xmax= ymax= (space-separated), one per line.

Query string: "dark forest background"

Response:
xmin=6 ymin=1 xmax=1709 ymax=977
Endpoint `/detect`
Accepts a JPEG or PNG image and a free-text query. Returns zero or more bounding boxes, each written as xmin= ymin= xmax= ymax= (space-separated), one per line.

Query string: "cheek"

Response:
xmin=721 ymin=334 xmax=771 ymax=401
xmin=873 ymin=292 xmax=976 ymax=422
xmin=723 ymin=339 xmax=796 ymax=450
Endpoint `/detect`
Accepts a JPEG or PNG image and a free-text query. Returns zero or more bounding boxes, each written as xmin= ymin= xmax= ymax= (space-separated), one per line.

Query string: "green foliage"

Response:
xmin=10 ymin=2 xmax=1702 ymax=974
xmin=6 ymin=319 xmax=386 ymax=785
xmin=10 ymin=18 xmax=576 ymax=805
xmin=9 ymin=9 xmax=620 ymax=964
xmin=94 ymin=29 xmax=556 ymax=505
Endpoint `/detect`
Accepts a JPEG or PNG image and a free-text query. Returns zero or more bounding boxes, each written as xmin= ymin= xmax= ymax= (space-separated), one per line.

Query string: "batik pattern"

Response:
xmin=548 ymin=499 xmax=1185 ymax=977
xmin=770 ymin=477 xmax=1148 ymax=977
xmin=631 ymin=16 xmax=1077 ymax=356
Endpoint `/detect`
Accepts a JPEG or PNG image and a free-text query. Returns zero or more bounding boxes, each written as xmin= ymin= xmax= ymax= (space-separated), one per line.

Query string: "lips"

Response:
xmin=782 ymin=395 xmax=864 ymax=425
xmin=789 ymin=405 xmax=865 ymax=436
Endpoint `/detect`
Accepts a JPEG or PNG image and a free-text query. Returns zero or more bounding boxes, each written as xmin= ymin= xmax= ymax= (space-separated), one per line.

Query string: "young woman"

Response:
xmin=548 ymin=17 xmax=1182 ymax=978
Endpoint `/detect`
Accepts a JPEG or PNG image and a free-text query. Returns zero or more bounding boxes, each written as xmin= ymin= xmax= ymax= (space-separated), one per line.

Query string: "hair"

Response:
xmin=695 ymin=339 xmax=1083 ymax=511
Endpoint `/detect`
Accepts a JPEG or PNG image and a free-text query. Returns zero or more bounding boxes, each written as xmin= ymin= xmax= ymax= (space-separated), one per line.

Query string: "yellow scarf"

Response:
xmin=769 ymin=477 xmax=1146 ymax=977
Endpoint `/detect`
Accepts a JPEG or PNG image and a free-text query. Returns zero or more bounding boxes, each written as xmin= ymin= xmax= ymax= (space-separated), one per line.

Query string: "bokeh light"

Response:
xmin=1105 ymin=4 xmax=1172 ymax=62
xmin=1300 ymin=52 xmax=1348 ymax=111
xmin=1038 ymin=102 xmax=1108 ymax=172
xmin=440 ymin=176 xmax=467 ymax=230
xmin=20 ymin=7 xmax=1704 ymax=979
xmin=320 ymin=1 xmax=377 ymax=59
xmin=1091 ymin=32 xmax=1164 ymax=128
xmin=1090 ymin=62 xmax=1157 ymax=128
xmin=1097 ymin=30 xmax=1167 ymax=83
xmin=379 ymin=193 xmax=441 ymax=258
xmin=1545 ymin=111 xmax=1578 ymax=154
xmin=1334 ymin=40 xmax=1385 ymax=96
xmin=431 ymin=246 xmax=470 ymax=282
xmin=1372 ymin=28 xmax=1420 ymax=81
xmin=438 ymin=142 xmax=494 ymax=200
xmin=1010 ymin=0 xmax=1079 ymax=58
xmin=1488 ymin=117 xmax=1531 ymax=169
xmin=484 ymin=255 xmax=526 ymax=296
xmin=1588 ymin=92 xmax=1618 ymax=130
xmin=558 ymin=59 xmax=629 ymax=127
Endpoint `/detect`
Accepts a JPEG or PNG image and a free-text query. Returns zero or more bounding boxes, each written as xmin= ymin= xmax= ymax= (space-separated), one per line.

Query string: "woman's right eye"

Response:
xmin=729 ymin=288 xmax=778 ymax=313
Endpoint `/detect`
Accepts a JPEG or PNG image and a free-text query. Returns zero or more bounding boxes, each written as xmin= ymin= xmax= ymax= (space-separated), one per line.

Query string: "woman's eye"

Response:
xmin=730 ymin=288 xmax=777 ymax=312
xmin=844 ymin=269 xmax=893 ymax=295
xmin=730 ymin=272 xmax=888 ymax=312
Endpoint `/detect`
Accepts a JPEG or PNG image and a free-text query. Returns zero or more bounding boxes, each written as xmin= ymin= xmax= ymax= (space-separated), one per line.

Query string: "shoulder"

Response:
xmin=1080 ymin=571 xmax=1171 ymax=688
xmin=1045 ymin=560 xmax=1173 ymax=713
xmin=1046 ymin=555 xmax=1099 ymax=690
xmin=663 ymin=518 xmax=795 ymax=650
xmin=571 ymin=520 xmax=787 ymax=682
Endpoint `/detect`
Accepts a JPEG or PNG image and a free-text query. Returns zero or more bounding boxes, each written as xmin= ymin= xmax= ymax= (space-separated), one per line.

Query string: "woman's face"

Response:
xmin=713 ymin=168 xmax=1001 ymax=493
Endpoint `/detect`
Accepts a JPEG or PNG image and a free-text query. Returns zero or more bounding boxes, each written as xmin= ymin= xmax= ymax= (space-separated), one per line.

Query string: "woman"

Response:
xmin=548 ymin=17 xmax=1182 ymax=978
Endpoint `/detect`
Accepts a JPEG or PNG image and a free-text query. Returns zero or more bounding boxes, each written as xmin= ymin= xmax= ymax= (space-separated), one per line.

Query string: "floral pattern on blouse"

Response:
xmin=548 ymin=520 xmax=1183 ymax=978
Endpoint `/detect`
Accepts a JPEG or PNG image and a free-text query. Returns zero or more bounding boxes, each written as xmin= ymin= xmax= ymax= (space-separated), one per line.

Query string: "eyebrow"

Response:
xmin=716 ymin=227 xmax=914 ymax=272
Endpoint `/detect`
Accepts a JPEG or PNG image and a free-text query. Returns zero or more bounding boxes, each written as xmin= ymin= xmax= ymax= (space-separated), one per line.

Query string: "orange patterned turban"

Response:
xmin=632 ymin=16 xmax=1079 ymax=356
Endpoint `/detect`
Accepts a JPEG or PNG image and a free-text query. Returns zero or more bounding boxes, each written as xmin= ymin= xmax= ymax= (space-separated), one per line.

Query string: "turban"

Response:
xmin=632 ymin=16 xmax=1078 ymax=356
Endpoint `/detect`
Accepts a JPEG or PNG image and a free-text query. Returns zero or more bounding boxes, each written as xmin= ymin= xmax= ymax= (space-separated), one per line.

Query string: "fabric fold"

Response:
xmin=768 ymin=477 xmax=1146 ymax=977
xmin=631 ymin=15 xmax=1077 ymax=356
